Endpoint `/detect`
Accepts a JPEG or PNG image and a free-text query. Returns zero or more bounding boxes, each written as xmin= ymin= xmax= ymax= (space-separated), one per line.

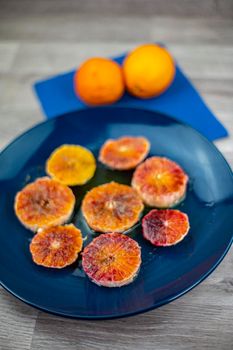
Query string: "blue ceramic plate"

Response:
xmin=0 ymin=107 xmax=232 ymax=319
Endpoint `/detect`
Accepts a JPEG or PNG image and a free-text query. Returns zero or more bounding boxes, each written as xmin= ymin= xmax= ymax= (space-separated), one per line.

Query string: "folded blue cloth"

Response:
xmin=34 ymin=53 xmax=228 ymax=141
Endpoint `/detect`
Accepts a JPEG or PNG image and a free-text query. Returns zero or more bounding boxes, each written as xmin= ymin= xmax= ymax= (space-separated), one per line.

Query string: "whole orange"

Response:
xmin=123 ymin=44 xmax=175 ymax=98
xmin=74 ymin=57 xmax=124 ymax=105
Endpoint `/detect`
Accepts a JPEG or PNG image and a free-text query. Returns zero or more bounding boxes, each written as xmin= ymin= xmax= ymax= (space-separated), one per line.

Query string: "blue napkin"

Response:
xmin=34 ymin=54 xmax=228 ymax=141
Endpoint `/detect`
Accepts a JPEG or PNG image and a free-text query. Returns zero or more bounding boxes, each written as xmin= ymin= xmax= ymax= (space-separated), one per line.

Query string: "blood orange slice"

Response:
xmin=30 ymin=224 xmax=83 ymax=268
xmin=132 ymin=157 xmax=188 ymax=207
xmin=82 ymin=181 xmax=144 ymax=233
xmin=82 ymin=232 xmax=141 ymax=287
xmin=46 ymin=144 xmax=96 ymax=186
xmin=142 ymin=209 xmax=190 ymax=246
xmin=14 ymin=177 xmax=75 ymax=231
xmin=99 ymin=136 xmax=150 ymax=170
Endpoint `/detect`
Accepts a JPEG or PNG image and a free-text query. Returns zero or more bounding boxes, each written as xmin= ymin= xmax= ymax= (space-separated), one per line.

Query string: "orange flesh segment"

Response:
xmin=82 ymin=182 xmax=144 ymax=233
xmin=132 ymin=157 xmax=188 ymax=207
xmin=82 ymin=232 xmax=141 ymax=287
xmin=142 ymin=209 xmax=190 ymax=246
xmin=14 ymin=177 xmax=75 ymax=231
xmin=46 ymin=144 xmax=96 ymax=186
xmin=30 ymin=224 xmax=83 ymax=268
xmin=99 ymin=136 xmax=150 ymax=170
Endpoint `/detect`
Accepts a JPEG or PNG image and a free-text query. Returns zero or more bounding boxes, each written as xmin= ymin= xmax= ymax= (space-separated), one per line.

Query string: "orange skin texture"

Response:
xmin=123 ymin=44 xmax=175 ymax=98
xmin=132 ymin=157 xmax=188 ymax=208
xmin=99 ymin=136 xmax=150 ymax=170
xmin=74 ymin=57 xmax=125 ymax=106
xmin=46 ymin=144 xmax=96 ymax=186
xmin=142 ymin=209 xmax=190 ymax=246
xmin=82 ymin=182 xmax=144 ymax=233
xmin=14 ymin=177 xmax=75 ymax=231
xmin=30 ymin=224 xmax=83 ymax=268
xmin=82 ymin=232 xmax=141 ymax=287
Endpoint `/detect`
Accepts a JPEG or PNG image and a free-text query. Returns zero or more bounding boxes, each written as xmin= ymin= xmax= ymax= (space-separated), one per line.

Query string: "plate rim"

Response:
xmin=0 ymin=106 xmax=232 ymax=320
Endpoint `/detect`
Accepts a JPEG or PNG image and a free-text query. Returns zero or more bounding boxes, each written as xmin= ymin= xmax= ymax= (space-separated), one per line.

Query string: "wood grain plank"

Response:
xmin=0 ymin=0 xmax=221 ymax=18
xmin=30 ymin=307 xmax=232 ymax=350
xmin=1 ymin=42 xmax=232 ymax=78
xmin=0 ymin=287 xmax=38 ymax=350
xmin=0 ymin=16 xmax=232 ymax=44
xmin=217 ymin=0 xmax=233 ymax=17
xmin=0 ymin=42 xmax=19 ymax=73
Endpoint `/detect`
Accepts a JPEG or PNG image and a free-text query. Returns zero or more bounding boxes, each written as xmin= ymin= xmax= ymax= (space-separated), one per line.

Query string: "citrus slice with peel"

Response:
xmin=142 ymin=209 xmax=190 ymax=246
xmin=82 ymin=181 xmax=144 ymax=233
xmin=99 ymin=136 xmax=150 ymax=170
xmin=132 ymin=157 xmax=188 ymax=208
xmin=30 ymin=224 xmax=83 ymax=268
xmin=82 ymin=232 xmax=141 ymax=287
xmin=46 ymin=144 xmax=96 ymax=186
xmin=14 ymin=177 xmax=75 ymax=232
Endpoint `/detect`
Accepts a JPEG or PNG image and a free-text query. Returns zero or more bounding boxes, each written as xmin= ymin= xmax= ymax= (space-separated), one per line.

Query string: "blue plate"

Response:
xmin=0 ymin=107 xmax=232 ymax=319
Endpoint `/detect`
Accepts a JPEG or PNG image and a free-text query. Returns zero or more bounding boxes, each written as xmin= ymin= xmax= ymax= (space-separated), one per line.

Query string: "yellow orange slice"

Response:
xmin=46 ymin=144 xmax=96 ymax=186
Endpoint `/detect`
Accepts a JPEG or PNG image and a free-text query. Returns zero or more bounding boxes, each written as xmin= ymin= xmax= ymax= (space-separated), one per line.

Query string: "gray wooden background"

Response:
xmin=0 ymin=1 xmax=232 ymax=349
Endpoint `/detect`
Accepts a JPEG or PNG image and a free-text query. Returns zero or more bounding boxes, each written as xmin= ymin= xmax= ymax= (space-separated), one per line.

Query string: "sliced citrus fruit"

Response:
xmin=14 ymin=177 xmax=75 ymax=231
xmin=142 ymin=209 xmax=190 ymax=246
xmin=82 ymin=232 xmax=141 ymax=287
xmin=30 ymin=224 xmax=83 ymax=268
xmin=82 ymin=181 xmax=144 ymax=233
xmin=99 ymin=136 xmax=150 ymax=170
xmin=132 ymin=157 xmax=188 ymax=208
xmin=46 ymin=144 xmax=96 ymax=186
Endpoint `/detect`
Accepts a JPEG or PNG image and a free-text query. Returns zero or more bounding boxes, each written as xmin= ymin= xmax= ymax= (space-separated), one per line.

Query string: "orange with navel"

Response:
xmin=123 ymin=44 xmax=175 ymax=98
xmin=74 ymin=57 xmax=125 ymax=105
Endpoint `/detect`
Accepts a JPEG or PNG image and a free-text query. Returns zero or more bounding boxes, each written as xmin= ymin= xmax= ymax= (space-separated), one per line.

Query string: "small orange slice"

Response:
xmin=99 ymin=136 xmax=150 ymax=170
xmin=82 ymin=182 xmax=144 ymax=233
xmin=82 ymin=232 xmax=141 ymax=287
xmin=132 ymin=157 xmax=188 ymax=208
xmin=46 ymin=144 xmax=96 ymax=186
xmin=14 ymin=177 xmax=75 ymax=231
xmin=30 ymin=224 xmax=83 ymax=268
xmin=142 ymin=209 xmax=190 ymax=246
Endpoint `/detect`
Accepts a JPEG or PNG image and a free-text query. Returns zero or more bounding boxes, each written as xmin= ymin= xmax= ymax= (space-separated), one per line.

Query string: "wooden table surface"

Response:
xmin=0 ymin=1 xmax=232 ymax=349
